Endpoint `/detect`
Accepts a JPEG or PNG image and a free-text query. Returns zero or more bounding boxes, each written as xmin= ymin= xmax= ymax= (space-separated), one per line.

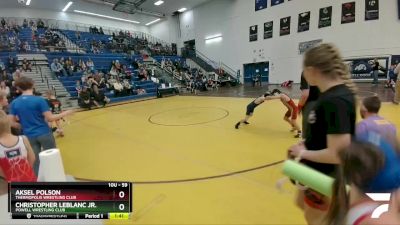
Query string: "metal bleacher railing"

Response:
xmin=182 ymin=48 xmax=238 ymax=82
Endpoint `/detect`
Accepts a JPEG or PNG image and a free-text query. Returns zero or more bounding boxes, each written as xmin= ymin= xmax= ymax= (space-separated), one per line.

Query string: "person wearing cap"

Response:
xmin=235 ymin=92 xmax=273 ymax=129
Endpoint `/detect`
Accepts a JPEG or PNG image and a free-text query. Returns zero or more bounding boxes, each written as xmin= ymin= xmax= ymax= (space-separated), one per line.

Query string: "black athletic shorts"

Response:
xmin=246 ymin=102 xmax=258 ymax=115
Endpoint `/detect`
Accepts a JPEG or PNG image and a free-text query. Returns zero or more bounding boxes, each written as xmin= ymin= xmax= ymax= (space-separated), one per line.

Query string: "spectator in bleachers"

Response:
xmin=22 ymin=19 xmax=28 ymax=28
xmin=24 ymin=41 xmax=31 ymax=52
xmin=90 ymin=82 xmax=110 ymax=107
xmin=75 ymin=80 xmax=82 ymax=93
xmin=136 ymin=88 xmax=146 ymax=95
xmin=10 ymin=22 xmax=20 ymax=35
xmin=132 ymin=59 xmax=139 ymax=70
xmin=122 ymin=79 xmax=133 ymax=95
xmin=114 ymin=60 xmax=122 ymax=73
xmin=12 ymin=69 xmax=22 ymax=81
xmin=59 ymin=57 xmax=65 ymax=65
xmin=1 ymin=18 xmax=5 ymax=28
xmin=91 ymin=45 xmax=100 ymax=54
xmin=0 ymin=81 xmax=10 ymax=98
xmin=22 ymin=58 xmax=32 ymax=72
xmin=78 ymin=59 xmax=86 ymax=72
xmin=99 ymin=27 xmax=104 ymax=35
xmin=96 ymin=72 xmax=107 ymax=88
xmin=0 ymin=59 xmax=5 ymax=73
xmin=78 ymin=86 xmax=93 ymax=109
xmin=37 ymin=19 xmax=45 ymax=29
xmin=121 ymin=65 xmax=132 ymax=80
xmin=0 ymin=71 xmax=10 ymax=85
xmin=64 ymin=57 xmax=74 ymax=76
xmin=138 ymin=67 xmax=148 ymax=81
xmin=161 ymin=58 xmax=165 ymax=69
xmin=31 ymin=23 xmax=37 ymax=33
xmin=50 ymin=59 xmax=67 ymax=77
xmin=75 ymin=31 xmax=81 ymax=40
xmin=110 ymin=65 xmax=119 ymax=77
xmin=8 ymin=56 xmax=16 ymax=72
xmin=107 ymin=76 xmax=123 ymax=97
xmin=29 ymin=19 xmax=34 ymax=27
xmin=86 ymin=59 xmax=94 ymax=71
xmin=9 ymin=81 xmax=20 ymax=101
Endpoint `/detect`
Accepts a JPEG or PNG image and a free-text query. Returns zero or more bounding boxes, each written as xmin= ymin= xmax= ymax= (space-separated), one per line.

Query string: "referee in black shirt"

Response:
xmin=298 ymin=73 xmax=320 ymax=138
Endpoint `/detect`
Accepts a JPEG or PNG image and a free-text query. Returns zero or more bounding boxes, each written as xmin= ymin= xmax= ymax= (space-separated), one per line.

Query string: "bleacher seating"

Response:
xmin=46 ymin=52 xmax=129 ymax=71
xmin=0 ymin=52 xmax=17 ymax=69
xmin=0 ymin=18 xmax=187 ymax=109
xmin=153 ymin=56 xmax=185 ymax=64
xmin=18 ymin=27 xmax=38 ymax=52
xmin=60 ymin=30 xmax=112 ymax=53
xmin=47 ymin=52 xmax=158 ymax=103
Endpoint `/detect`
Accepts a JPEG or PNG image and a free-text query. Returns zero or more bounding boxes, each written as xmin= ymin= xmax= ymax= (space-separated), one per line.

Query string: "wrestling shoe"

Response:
xmin=235 ymin=122 xmax=241 ymax=129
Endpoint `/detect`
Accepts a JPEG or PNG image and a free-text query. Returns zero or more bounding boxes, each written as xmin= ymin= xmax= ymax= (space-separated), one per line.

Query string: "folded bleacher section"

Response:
xmin=46 ymin=52 xmax=158 ymax=104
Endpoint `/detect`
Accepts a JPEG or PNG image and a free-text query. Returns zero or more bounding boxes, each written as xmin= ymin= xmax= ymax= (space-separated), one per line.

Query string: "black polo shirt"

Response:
xmin=302 ymin=84 xmax=356 ymax=175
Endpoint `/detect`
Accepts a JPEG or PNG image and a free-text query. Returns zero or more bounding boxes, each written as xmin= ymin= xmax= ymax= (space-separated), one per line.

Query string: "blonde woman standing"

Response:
xmin=288 ymin=43 xmax=357 ymax=224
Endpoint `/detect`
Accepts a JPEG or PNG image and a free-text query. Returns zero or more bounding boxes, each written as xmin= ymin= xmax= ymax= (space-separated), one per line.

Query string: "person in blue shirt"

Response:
xmin=8 ymin=77 xmax=73 ymax=175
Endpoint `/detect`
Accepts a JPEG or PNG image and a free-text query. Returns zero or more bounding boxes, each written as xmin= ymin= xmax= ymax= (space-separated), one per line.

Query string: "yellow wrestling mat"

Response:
xmin=56 ymin=96 xmax=400 ymax=225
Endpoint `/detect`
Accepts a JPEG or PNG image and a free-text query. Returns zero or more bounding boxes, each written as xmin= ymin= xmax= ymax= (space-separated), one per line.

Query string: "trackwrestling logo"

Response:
xmin=366 ymin=193 xmax=391 ymax=219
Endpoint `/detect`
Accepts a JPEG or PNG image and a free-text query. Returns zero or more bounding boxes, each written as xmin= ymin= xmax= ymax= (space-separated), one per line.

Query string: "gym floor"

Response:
xmin=55 ymin=83 xmax=399 ymax=224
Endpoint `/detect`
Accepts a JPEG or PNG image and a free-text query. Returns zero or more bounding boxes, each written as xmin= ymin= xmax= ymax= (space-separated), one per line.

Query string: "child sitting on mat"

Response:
xmin=0 ymin=110 xmax=36 ymax=182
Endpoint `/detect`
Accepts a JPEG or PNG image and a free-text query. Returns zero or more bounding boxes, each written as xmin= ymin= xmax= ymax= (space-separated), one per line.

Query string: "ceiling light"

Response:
xmin=26 ymin=0 xmax=32 ymax=5
xmin=154 ymin=0 xmax=164 ymax=6
xmin=73 ymin=10 xmax=140 ymax=24
xmin=205 ymin=37 xmax=222 ymax=44
xmin=103 ymin=1 xmax=115 ymax=6
xmin=205 ymin=34 xmax=222 ymax=40
xmin=178 ymin=8 xmax=187 ymax=12
xmin=205 ymin=34 xmax=222 ymax=44
xmin=62 ymin=1 xmax=73 ymax=12
xmin=146 ymin=18 xmax=161 ymax=26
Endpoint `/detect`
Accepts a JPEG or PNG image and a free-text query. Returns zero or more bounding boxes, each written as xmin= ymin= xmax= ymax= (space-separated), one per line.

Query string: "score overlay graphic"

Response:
xmin=8 ymin=182 xmax=132 ymax=220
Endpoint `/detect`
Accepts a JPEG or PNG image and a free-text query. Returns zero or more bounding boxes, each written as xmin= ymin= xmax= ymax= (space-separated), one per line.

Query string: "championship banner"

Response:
xmin=344 ymin=57 xmax=388 ymax=80
xmin=264 ymin=21 xmax=273 ymax=39
xmin=319 ymin=6 xmax=332 ymax=28
xmin=280 ymin=16 xmax=291 ymax=36
xmin=342 ymin=2 xmax=356 ymax=24
xmin=249 ymin=25 xmax=258 ymax=42
xmin=298 ymin=11 xmax=310 ymax=32
xmin=298 ymin=39 xmax=322 ymax=55
xmin=255 ymin=0 xmax=267 ymax=11
xmin=365 ymin=0 xmax=379 ymax=20
xmin=271 ymin=0 xmax=284 ymax=6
